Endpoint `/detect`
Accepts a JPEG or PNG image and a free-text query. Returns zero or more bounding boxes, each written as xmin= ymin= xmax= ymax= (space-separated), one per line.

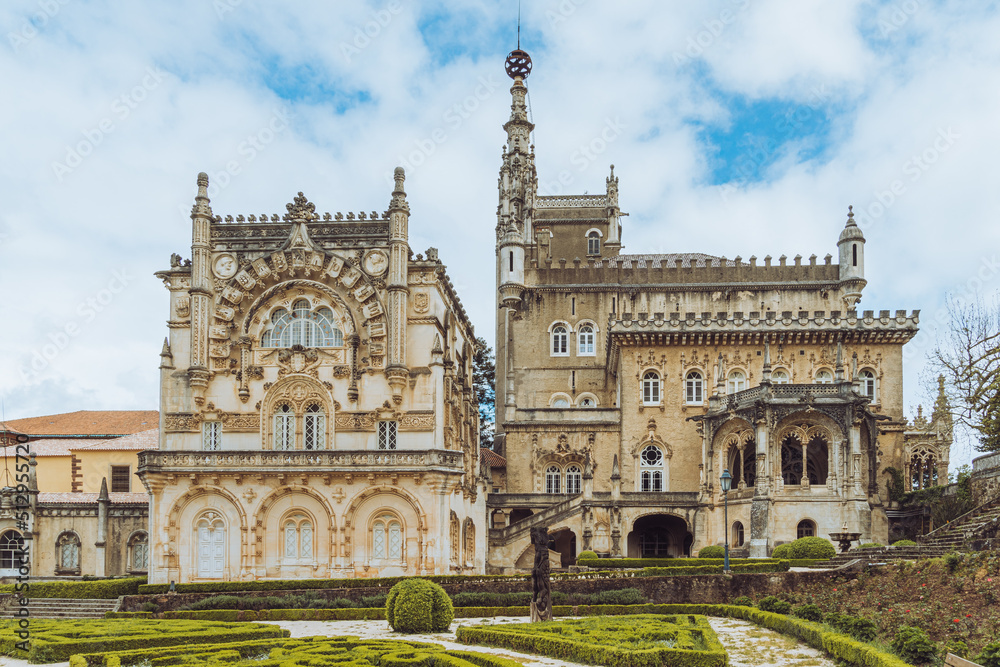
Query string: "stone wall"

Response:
xmin=971 ymin=451 xmax=1000 ymax=506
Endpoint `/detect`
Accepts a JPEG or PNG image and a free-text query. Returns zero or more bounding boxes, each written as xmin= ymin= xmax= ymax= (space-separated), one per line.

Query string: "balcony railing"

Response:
xmin=138 ymin=449 xmax=464 ymax=472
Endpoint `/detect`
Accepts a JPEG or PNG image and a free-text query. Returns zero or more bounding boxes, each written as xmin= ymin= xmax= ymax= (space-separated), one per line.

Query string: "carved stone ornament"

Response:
xmin=175 ymin=296 xmax=191 ymax=319
xmin=413 ymin=291 xmax=430 ymax=314
xmin=363 ymin=249 xmax=389 ymax=276
xmin=212 ymin=253 xmax=238 ymax=280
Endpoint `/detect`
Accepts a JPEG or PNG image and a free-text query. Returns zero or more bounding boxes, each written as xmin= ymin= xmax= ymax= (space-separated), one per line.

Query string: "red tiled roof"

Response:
xmin=480 ymin=448 xmax=506 ymax=467
xmin=3 ymin=410 xmax=158 ymax=436
xmin=37 ymin=492 xmax=149 ymax=504
xmin=73 ymin=429 xmax=159 ymax=451
xmin=16 ymin=439 xmax=81 ymax=457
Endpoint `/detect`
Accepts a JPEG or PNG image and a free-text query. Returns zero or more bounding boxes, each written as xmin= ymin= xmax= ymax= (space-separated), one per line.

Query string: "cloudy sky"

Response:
xmin=1 ymin=0 xmax=997 ymax=467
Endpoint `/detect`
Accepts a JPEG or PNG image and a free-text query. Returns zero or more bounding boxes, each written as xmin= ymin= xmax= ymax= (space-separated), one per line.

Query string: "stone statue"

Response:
xmin=529 ymin=526 xmax=552 ymax=622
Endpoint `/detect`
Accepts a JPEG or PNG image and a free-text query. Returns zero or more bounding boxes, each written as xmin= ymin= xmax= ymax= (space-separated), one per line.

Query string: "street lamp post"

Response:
xmin=720 ymin=469 xmax=732 ymax=573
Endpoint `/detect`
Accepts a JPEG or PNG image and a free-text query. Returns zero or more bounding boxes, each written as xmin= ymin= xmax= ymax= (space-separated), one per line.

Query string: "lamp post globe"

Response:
xmin=720 ymin=469 xmax=732 ymax=573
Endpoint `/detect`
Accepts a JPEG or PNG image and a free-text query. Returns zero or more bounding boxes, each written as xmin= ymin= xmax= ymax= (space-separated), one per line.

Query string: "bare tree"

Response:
xmin=930 ymin=295 xmax=1000 ymax=452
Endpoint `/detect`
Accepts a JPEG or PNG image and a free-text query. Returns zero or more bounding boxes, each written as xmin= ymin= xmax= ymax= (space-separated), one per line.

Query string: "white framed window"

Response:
xmin=551 ymin=396 xmax=570 ymax=408
xmin=545 ymin=466 xmax=561 ymax=494
xmin=304 ymin=404 xmax=325 ymax=450
xmin=578 ymin=324 xmax=595 ymax=355
xmin=577 ymin=394 xmax=597 ymax=408
xmin=283 ymin=515 xmax=313 ymax=561
xmin=262 ymin=300 xmax=344 ymax=348
xmin=202 ymin=421 xmax=222 ymax=451
xmin=815 ymin=369 xmax=833 ymax=384
xmin=551 ymin=325 xmax=569 ymax=356
xmin=642 ymin=371 xmax=661 ymax=405
xmin=378 ymin=420 xmax=397 ymax=450
xmin=274 ymin=404 xmax=294 ymax=450
xmin=685 ymin=371 xmax=704 ymax=404
xmin=860 ymin=369 xmax=877 ymax=401
xmin=129 ymin=532 xmax=149 ymax=572
xmin=640 ymin=445 xmax=665 ymax=492
xmin=587 ymin=231 xmax=600 ymax=255
xmin=566 ymin=465 xmax=582 ymax=494
xmin=727 ymin=370 xmax=746 ymax=394
xmin=771 ymin=369 xmax=790 ymax=384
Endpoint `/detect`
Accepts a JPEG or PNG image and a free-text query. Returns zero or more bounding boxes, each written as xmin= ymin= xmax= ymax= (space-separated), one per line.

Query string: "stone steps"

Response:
xmin=0 ymin=597 xmax=118 ymax=619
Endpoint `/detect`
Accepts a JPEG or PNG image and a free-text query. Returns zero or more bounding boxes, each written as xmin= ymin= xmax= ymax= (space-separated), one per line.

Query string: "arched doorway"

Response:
xmin=627 ymin=514 xmax=689 ymax=558
xmin=549 ymin=528 xmax=576 ymax=568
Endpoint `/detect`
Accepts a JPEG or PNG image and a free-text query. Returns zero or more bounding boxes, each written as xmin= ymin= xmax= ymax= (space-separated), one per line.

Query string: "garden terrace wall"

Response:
xmin=123 ymin=568 xmax=846 ymax=613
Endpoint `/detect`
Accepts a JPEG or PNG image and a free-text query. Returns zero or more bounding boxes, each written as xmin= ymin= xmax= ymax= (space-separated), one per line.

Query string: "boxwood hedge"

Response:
xmin=0 ymin=577 xmax=145 ymax=599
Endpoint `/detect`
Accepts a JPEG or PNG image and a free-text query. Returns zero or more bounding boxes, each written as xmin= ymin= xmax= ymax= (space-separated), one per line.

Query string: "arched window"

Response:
xmin=551 ymin=325 xmax=569 ymax=356
xmin=815 ymin=369 xmax=833 ymax=384
xmin=732 ymin=521 xmax=745 ymax=547
xmin=640 ymin=445 xmax=665 ymax=492
xmin=372 ymin=515 xmax=401 ymax=561
xmin=463 ymin=519 xmax=475 ymax=565
xmin=128 ymin=532 xmax=149 ymax=573
xmin=771 ymin=369 xmax=789 ymax=384
xmin=545 ymin=466 xmax=562 ymax=494
xmin=577 ymin=395 xmax=597 ymax=408
xmin=860 ymin=369 xmax=876 ymax=401
xmin=578 ymin=324 xmax=595 ymax=355
xmin=56 ymin=532 xmax=81 ymax=574
xmin=388 ymin=521 xmax=402 ymax=560
xmin=727 ymin=370 xmax=746 ymax=394
xmin=797 ymin=520 xmax=816 ymax=539
xmin=685 ymin=370 xmax=704 ymax=404
xmin=304 ymin=403 xmax=325 ymax=450
xmin=0 ymin=531 xmax=24 ymax=576
xmin=273 ymin=403 xmax=294 ymax=450
xmin=642 ymin=371 xmax=661 ymax=406
xmin=450 ymin=513 xmax=460 ymax=564
xmin=551 ymin=395 xmax=571 ymax=408
xmin=262 ymin=301 xmax=344 ymax=348
xmin=587 ymin=231 xmax=600 ymax=255
xmin=565 ymin=465 xmax=582 ymax=494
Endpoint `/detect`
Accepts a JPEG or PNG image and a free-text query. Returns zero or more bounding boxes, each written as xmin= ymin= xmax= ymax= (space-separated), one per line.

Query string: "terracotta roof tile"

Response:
xmin=480 ymin=448 xmax=506 ymax=467
xmin=37 ymin=492 xmax=149 ymax=504
xmin=18 ymin=439 xmax=86 ymax=457
xmin=3 ymin=410 xmax=158 ymax=436
xmin=73 ymin=429 xmax=159 ymax=451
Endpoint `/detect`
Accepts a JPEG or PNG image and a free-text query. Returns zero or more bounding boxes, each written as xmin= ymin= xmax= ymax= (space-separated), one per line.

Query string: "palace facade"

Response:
xmin=140 ymin=170 xmax=484 ymax=583
xmin=486 ymin=54 xmax=951 ymax=571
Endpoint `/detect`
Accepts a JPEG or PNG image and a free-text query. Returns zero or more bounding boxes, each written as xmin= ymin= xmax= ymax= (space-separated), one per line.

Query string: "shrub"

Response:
xmin=140 ymin=601 xmax=159 ymax=613
xmin=857 ymin=543 xmax=883 ymax=550
xmin=0 ymin=576 xmax=146 ymax=599
xmin=891 ymin=539 xmax=918 ymax=547
xmin=731 ymin=596 xmax=754 ymax=607
xmin=945 ymin=638 xmax=968 ymax=659
xmin=698 ymin=545 xmax=725 ymax=558
xmin=792 ymin=604 xmax=824 ymax=622
xmin=386 ymin=579 xmax=454 ymax=633
xmin=847 ymin=618 xmax=878 ymax=642
xmin=771 ymin=544 xmax=792 ymax=559
xmin=890 ymin=625 xmax=937 ymax=665
xmin=576 ymin=550 xmax=598 ymax=562
xmin=978 ymin=640 xmax=1000 ymax=667
xmin=944 ymin=551 xmax=963 ymax=573
xmin=787 ymin=537 xmax=836 ymax=559
xmin=824 ymin=612 xmax=851 ymax=633
xmin=756 ymin=596 xmax=791 ymax=614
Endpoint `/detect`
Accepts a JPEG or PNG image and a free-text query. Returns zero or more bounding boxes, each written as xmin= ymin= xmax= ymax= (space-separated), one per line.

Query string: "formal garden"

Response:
xmin=2 ymin=538 xmax=999 ymax=667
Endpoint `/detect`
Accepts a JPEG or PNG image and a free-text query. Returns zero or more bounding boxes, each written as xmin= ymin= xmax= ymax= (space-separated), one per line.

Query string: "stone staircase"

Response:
xmin=918 ymin=500 xmax=1000 ymax=552
xmin=815 ymin=544 xmax=953 ymax=568
xmin=0 ymin=597 xmax=119 ymax=619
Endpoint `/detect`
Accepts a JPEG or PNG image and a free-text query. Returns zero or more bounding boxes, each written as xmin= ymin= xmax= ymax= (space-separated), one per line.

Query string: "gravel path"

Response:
xmin=707 ymin=616 xmax=836 ymax=667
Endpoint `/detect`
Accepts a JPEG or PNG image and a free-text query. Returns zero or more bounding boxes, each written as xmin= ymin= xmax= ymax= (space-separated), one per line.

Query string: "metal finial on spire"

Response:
xmin=505 ymin=0 xmax=532 ymax=79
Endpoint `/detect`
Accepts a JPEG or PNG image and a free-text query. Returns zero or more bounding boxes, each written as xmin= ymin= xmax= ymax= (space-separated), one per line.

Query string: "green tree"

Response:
xmin=473 ymin=336 xmax=496 ymax=449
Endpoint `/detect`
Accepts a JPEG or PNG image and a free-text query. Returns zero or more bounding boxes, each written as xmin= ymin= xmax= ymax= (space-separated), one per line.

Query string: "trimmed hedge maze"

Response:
xmin=457 ymin=614 xmax=727 ymax=667
xmin=0 ymin=618 xmax=288 ymax=664
xmin=68 ymin=637 xmax=526 ymax=667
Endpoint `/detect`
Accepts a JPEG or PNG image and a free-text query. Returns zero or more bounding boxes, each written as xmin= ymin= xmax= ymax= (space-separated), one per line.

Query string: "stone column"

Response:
xmin=800 ymin=441 xmax=809 ymax=486
xmin=749 ymin=420 xmax=770 ymax=558
xmin=385 ymin=168 xmax=410 ymax=404
xmin=95 ymin=477 xmax=109 ymax=577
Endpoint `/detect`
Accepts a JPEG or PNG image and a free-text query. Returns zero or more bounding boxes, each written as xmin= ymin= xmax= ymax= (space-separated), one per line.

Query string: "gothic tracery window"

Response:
xmin=128 ymin=531 xmax=149 ymax=572
xmin=262 ymin=300 xmax=344 ymax=348
xmin=56 ymin=532 xmax=81 ymax=574
xmin=545 ymin=466 xmax=562 ymax=494
xmin=640 ymin=444 xmax=665 ymax=492
xmin=273 ymin=403 xmax=294 ymax=450
xmin=283 ymin=515 xmax=313 ymax=561
xmin=565 ymin=465 xmax=582 ymax=494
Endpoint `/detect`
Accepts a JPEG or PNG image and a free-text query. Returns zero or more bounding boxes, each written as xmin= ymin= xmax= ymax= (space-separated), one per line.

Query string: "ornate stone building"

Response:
xmin=487 ymin=50 xmax=949 ymax=570
xmin=141 ymin=170 xmax=484 ymax=583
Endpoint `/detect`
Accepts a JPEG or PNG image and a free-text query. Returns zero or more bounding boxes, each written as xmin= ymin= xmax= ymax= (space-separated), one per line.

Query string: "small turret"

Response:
xmin=498 ymin=222 xmax=526 ymax=307
xmin=838 ymin=206 xmax=866 ymax=305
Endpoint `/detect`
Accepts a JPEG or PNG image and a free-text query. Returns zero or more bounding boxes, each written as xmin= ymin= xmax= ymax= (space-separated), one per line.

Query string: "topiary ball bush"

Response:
xmin=385 ymin=579 xmax=454 ymax=633
xmin=757 ymin=596 xmax=792 ymax=614
xmin=891 ymin=625 xmax=937 ymax=665
xmin=788 ymin=536 xmax=836 ymax=559
xmin=771 ymin=543 xmax=792 ymax=559
xmin=731 ymin=596 xmax=754 ymax=607
xmin=792 ymin=604 xmax=824 ymax=622
xmin=576 ymin=550 xmax=598 ymax=562
xmin=978 ymin=640 xmax=1000 ymax=667
xmin=892 ymin=539 xmax=918 ymax=547
xmin=698 ymin=545 xmax=725 ymax=558
xmin=857 ymin=543 xmax=884 ymax=550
